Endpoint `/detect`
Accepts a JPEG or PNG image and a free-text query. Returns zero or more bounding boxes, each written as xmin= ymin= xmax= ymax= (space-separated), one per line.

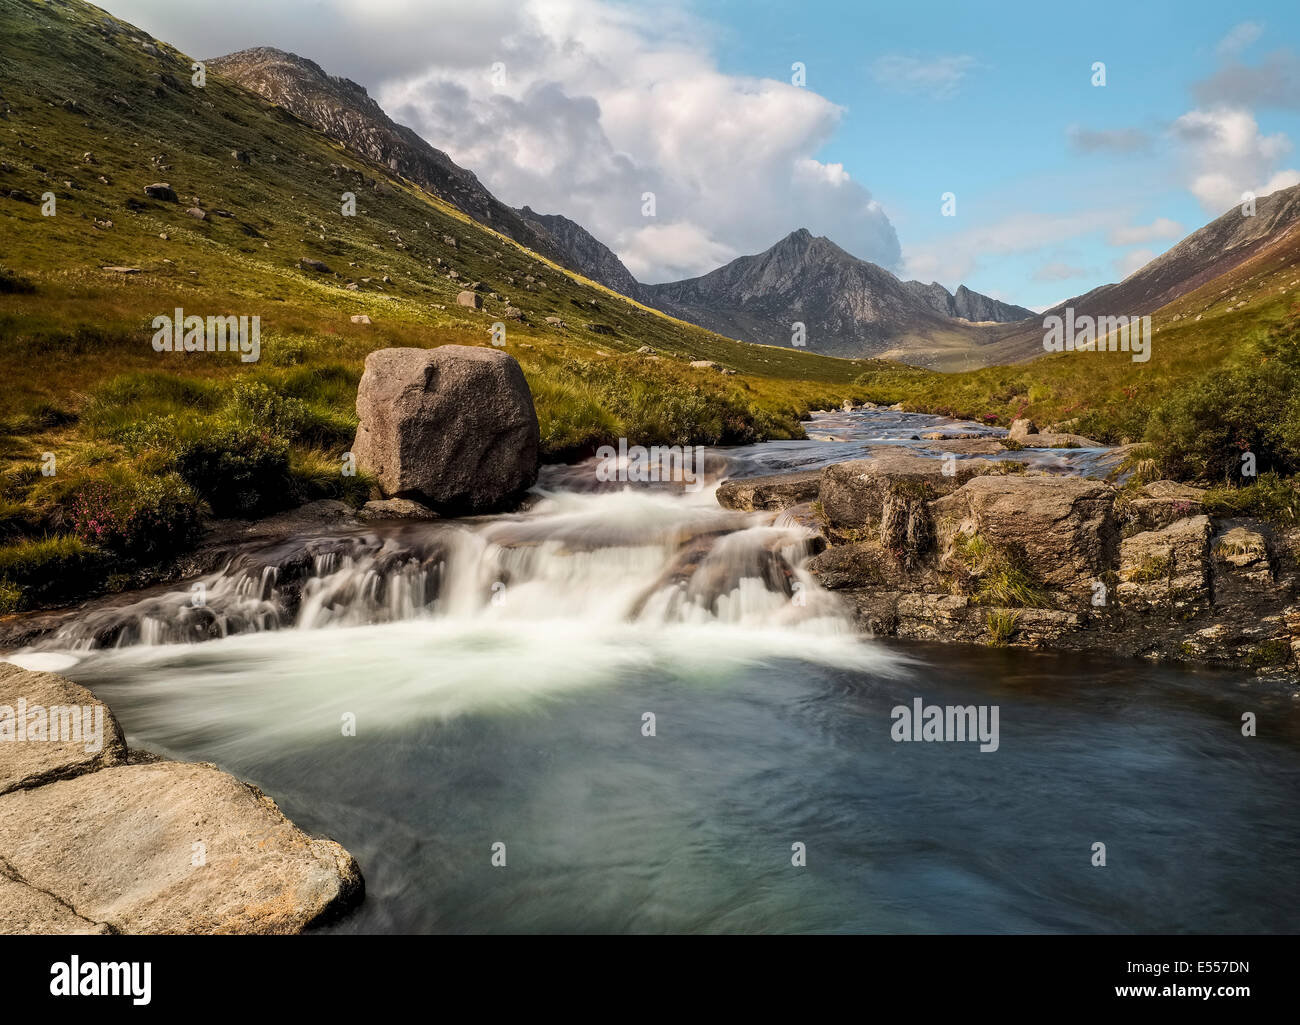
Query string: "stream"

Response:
xmin=4 ymin=410 xmax=1298 ymax=933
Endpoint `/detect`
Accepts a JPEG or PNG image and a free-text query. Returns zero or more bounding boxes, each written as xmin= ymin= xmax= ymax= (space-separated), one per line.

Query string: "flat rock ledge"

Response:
xmin=0 ymin=663 xmax=362 ymax=934
xmin=720 ymin=458 xmax=1300 ymax=676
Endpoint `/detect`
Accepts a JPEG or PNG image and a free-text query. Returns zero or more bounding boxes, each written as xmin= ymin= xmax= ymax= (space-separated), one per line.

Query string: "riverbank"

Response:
xmin=721 ymin=445 xmax=1300 ymax=680
xmin=0 ymin=661 xmax=363 ymax=933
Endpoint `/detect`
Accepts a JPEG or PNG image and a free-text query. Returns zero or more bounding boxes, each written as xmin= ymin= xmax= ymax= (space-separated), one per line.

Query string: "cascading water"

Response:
xmin=5 ymin=410 xmax=1297 ymax=934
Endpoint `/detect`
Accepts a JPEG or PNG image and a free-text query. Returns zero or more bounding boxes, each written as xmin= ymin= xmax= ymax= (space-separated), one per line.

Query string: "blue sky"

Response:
xmin=106 ymin=0 xmax=1300 ymax=307
xmin=702 ymin=0 xmax=1300 ymax=306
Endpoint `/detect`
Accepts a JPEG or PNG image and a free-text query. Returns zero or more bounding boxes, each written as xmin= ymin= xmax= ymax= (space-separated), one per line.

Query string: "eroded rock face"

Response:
xmin=1118 ymin=515 xmax=1213 ymax=610
xmin=0 ymin=663 xmax=127 ymax=796
xmin=932 ymin=475 xmax=1118 ymax=592
xmin=352 ymin=345 xmax=540 ymax=515
xmin=1123 ymin=480 xmax=1207 ymax=534
xmin=741 ymin=457 xmax=1297 ymax=670
xmin=0 ymin=761 xmax=362 ymax=934
xmin=716 ymin=471 xmax=820 ymax=512
xmin=819 ymin=451 xmax=996 ymax=538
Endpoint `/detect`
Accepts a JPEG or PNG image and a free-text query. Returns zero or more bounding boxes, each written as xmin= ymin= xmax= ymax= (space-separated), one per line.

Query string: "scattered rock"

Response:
xmin=545 ymin=316 xmax=565 ymax=327
xmin=100 ymin=266 xmax=141 ymax=274
xmin=185 ymin=206 xmax=206 ymax=220
xmin=350 ymin=314 xmax=371 ymax=325
xmin=299 ymin=257 xmax=331 ymax=274
xmin=456 ymin=290 xmax=482 ymax=310
xmin=143 ymin=182 xmax=177 ymax=202
xmin=1008 ymin=418 xmax=1038 ymax=440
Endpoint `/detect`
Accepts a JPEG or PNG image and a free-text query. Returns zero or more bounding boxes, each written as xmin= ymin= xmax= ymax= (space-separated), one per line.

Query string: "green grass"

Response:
xmin=952 ymin=531 xmax=1051 ymax=608
xmin=985 ymin=609 xmax=1020 ymax=646
xmin=0 ymin=0 xmax=896 ymax=609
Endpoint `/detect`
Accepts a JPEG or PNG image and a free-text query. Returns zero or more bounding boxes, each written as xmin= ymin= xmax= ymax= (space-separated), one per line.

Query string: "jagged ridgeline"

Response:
xmin=0 ymin=0 xmax=916 ymax=611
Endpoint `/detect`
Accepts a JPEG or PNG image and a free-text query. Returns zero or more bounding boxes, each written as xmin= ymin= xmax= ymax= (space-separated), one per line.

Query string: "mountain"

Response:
xmin=641 ymin=229 xmax=1030 ymax=360
xmin=977 ymin=182 xmax=1300 ymax=363
xmin=517 ymin=206 xmax=642 ymax=300
xmin=206 ymin=47 xmax=639 ymax=296
xmin=901 ymin=280 xmax=1034 ymax=324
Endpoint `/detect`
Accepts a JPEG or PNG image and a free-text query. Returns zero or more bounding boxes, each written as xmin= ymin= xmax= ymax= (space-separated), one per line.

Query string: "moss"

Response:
xmin=1129 ymin=553 xmax=1172 ymax=583
xmin=1247 ymin=638 xmax=1292 ymax=668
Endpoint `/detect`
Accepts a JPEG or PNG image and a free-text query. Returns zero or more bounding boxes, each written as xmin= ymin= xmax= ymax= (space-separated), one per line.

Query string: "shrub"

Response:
xmin=172 ymin=424 xmax=292 ymax=517
xmin=0 ymin=266 xmax=35 ymax=295
xmin=1145 ymin=319 xmax=1300 ymax=483
xmin=68 ymin=472 xmax=203 ymax=560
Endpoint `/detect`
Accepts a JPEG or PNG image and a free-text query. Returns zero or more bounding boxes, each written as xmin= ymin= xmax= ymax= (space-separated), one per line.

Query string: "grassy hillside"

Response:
xmin=0 ymin=0 xmax=893 ymax=611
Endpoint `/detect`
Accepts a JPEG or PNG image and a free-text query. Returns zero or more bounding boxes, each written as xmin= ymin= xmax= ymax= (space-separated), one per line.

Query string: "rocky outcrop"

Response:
xmin=516 ymin=206 xmax=643 ymax=299
xmin=931 ymin=476 xmax=1118 ymax=594
xmin=735 ymin=460 xmax=1299 ymax=673
xmin=352 ymin=345 xmax=540 ymax=515
xmin=0 ymin=664 xmax=362 ymax=934
xmin=717 ymin=470 xmax=820 ymax=511
xmin=0 ymin=664 xmax=127 ymax=795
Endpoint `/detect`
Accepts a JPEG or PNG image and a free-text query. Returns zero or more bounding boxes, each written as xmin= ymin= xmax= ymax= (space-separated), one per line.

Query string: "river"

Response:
xmin=6 ymin=410 xmax=1299 ymax=933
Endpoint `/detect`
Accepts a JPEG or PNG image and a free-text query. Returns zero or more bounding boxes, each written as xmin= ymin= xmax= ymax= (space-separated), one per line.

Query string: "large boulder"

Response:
xmin=930 ymin=475 xmax=1118 ymax=591
xmin=0 ymin=761 xmax=362 ymax=934
xmin=352 ymin=345 xmax=540 ymax=515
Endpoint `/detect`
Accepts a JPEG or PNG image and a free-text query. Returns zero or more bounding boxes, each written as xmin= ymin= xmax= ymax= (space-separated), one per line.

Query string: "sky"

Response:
xmin=102 ymin=0 xmax=1300 ymax=308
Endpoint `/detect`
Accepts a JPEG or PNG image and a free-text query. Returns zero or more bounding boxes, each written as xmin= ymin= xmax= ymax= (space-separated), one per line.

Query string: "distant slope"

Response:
xmin=901 ymin=280 xmax=1034 ymax=323
xmin=978 ymin=182 xmax=1300 ymax=363
xmin=641 ymin=228 xmax=1029 ymax=363
xmin=517 ymin=206 xmax=642 ymax=301
xmin=206 ymin=47 xmax=639 ymax=296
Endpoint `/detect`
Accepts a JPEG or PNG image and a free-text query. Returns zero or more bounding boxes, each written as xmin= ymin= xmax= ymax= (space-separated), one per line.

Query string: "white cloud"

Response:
xmin=1216 ymin=21 xmax=1264 ymax=60
xmin=903 ymin=210 xmax=1119 ymax=285
xmin=103 ymin=0 xmax=901 ymax=283
xmin=1107 ymin=217 xmax=1183 ymax=246
xmin=1115 ymin=249 xmax=1156 ymax=278
xmin=1171 ymin=107 xmax=1299 ymax=213
xmin=871 ymin=55 xmax=978 ymax=100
